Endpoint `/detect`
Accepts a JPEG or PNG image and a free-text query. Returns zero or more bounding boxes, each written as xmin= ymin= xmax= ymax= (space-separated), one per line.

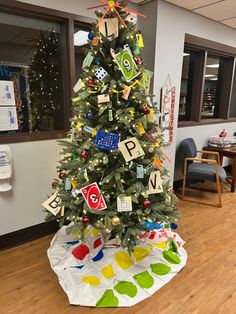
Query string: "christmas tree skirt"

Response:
xmin=48 ymin=226 xmax=187 ymax=307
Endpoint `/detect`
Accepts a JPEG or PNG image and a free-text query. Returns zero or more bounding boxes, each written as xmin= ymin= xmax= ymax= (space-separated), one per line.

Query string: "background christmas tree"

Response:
xmin=29 ymin=31 xmax=61 ymax=131
xmin=45 ymin=0 xmax=179 ymax=252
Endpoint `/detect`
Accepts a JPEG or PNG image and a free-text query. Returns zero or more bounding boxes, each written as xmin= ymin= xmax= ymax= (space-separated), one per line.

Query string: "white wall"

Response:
xmin=154 ymin=0 xmax=236 ymax=183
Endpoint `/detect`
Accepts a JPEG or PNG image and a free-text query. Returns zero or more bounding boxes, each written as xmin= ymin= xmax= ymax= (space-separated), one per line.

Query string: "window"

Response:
xmin=0 ymin=12 xmax=65 ymax=135
xmin=0 ymin=1 xmax=92 ymax=143
xmin=179 ymin=36 xmax=235 ymax=126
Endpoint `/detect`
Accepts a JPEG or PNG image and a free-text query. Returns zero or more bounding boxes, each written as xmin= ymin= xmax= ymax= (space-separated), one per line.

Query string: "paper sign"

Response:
xmin=0 ymin=107 xmax=18 ymax=131
xmin=42 ymin=192 xmax=62 ymax=216
xmin=99 ymin=18 xmax=119 ymax=39
xmin=118 ymin=137 xmax=145 ymax=162
xmin=81 ymin=182 xmax=107 ymax=211
xmin=117 ymin=196 xmax=132 ymax=212
xmin=148 ymin=171 xmax=163 ymax=194
xmin=97 ymin=94 xmax=110 ymax=103
xmin=0 ymin=81 xmax=15 ymax=106
xmin=115 ymin=47 xmax=140 ymax=82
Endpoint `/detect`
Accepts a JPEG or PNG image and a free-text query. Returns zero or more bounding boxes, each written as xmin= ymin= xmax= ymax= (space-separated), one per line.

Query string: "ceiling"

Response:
xmin=165 ymin=0 xmax=236 ymax=29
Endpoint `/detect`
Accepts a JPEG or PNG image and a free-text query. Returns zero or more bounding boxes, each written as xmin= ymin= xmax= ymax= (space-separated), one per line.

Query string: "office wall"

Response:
xmin=153 ymin=0 xmax=236 ymax=183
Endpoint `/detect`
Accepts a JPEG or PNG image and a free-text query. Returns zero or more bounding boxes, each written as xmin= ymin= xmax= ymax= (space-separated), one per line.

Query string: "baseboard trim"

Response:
xmin=0 ymin=220 xmax=59 ymax=251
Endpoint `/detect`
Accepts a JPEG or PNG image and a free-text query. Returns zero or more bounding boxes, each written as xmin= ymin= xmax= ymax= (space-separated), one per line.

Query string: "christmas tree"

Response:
xmin=45 ymin=0 xmax=179 ymax=252
xmin=29 ymin=31 xmax=61 ymax=131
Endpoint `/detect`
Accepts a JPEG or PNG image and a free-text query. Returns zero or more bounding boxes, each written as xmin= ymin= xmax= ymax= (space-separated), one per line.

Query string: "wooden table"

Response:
xmin=203 ymin=145 xmax=236 ymax=192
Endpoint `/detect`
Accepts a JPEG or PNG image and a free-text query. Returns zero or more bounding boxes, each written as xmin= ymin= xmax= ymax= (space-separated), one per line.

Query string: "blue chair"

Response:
xmin=180 ymin=138 xmax=226 ymax=207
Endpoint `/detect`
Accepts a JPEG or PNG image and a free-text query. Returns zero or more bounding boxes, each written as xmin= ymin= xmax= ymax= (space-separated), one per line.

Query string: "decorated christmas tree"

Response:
xmin=44 ymin=0 xmax=179 ymax=251
xmin=45 ymin=1 xmax=187 ymax=308
xmin=29 ymin=31 xmax=61 ymax=131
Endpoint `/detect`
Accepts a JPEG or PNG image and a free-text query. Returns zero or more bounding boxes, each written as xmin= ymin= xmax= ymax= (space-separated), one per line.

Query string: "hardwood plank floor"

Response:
xmin=1 ymin=188 xmax=236 ymax=314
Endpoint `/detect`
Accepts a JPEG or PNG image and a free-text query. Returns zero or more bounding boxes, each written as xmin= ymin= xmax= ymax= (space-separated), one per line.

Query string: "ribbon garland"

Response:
xmin=112 ymin=79 xmax=141 ymax=93
xmin=87 ymin=1 xmax=146 ymax=29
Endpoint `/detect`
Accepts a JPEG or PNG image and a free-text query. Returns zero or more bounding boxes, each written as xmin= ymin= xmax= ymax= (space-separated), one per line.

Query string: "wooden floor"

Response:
xmin=1 ymin=188 xmax=236 ymax=314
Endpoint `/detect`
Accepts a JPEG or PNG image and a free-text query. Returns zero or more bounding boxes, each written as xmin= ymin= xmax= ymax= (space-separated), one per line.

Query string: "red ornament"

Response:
xmin=82 ymin=216 xmax=90 ymax=224
xmin=138 ymin=232 xmax=148 ymax=239
xmin=80 ymin=150 xmax=88 ymax=159
xmin=134 ymin=57 xmax=142 ymax=65
xmin=58 ymin=172 xmax=66 ymax=180
xmin=143 ymin=107 xmax=150 ymax=115
xmin=52 ymin=181 xmax=58 ymax=189
xmin=144 ymin=199 xmax=151 ymax=208
xmin=88 ymin=79 xmax=95 ymax=85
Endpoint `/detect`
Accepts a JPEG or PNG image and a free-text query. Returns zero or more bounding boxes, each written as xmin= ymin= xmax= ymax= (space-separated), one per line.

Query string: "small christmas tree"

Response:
xmin=45 ymin=0 xmax=179 ymax=252
xmin=29 ymin=31 xmax=61 ymax=131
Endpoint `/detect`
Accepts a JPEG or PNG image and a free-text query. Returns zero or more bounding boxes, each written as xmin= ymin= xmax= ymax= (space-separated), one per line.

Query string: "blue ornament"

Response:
xmin=94 ymin=58 xmax=100 ymax=65
xmin=143 ymin=221 xmax=155 ymax=230
xmin=88 ymin=31 xmax=94 ymax=41
xmin=156 ymin=223 xmax=163 ymax=230
xmin=86 ymin=112 xmax=94 ymax=119
xmin=171 ymin=222 xmax=178 ymax=230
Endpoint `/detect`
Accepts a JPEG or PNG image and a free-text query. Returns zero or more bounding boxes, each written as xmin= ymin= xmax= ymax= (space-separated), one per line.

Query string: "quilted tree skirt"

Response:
xmin=48 ymin=225 xmax=187 ymax=307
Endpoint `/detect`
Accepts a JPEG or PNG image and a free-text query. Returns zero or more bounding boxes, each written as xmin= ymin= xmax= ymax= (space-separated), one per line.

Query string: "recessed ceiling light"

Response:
xmin=207 ymin=64 xmax=219 ymax=68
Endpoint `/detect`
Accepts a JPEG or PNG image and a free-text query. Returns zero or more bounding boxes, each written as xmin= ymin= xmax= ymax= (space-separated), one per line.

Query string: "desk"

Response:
xmin=203 ymin=145 xmax=236 ymax=192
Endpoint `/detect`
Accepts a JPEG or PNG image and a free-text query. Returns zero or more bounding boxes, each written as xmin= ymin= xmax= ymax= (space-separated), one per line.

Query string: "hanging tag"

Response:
xmin=84 ymin=169 xmax=89 ymax=182
xmin=92 ymin=128 xmax=97 ymax=137
xmin=108 ymin=109 xmax=113 ymax=121
xmin=83 ymin=125 xmax=93 ymax=133
xmin=148 ymin=109 xmax=155 ymax=122
xmin=61 ymin=206 xmax=65 ymax=217
xmin=136 ymin=122 xmax=145 ymax=135
xmin=122 ymin=85 xmax=131 ymax=100
xmin=82 ymin=52 xmax=94 ymax=69
xmin=136 ymin=33 xmax=144 ymax=48
xmin=71 ymin=179 xmax=78 ymax=189
xmin=117 ymin=196 xmax=132 ymax=212
xmin=98 ymin=94 xmax=110 ymax=103
xmin=137 ymin=165 xmax=144 ymax=178
xmin=65 ymin=178 xmax=72 ymax=191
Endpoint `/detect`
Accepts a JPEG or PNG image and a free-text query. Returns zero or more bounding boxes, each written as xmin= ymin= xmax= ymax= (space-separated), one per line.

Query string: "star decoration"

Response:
xmin=87 ymin=0 xmax=146 ymax=28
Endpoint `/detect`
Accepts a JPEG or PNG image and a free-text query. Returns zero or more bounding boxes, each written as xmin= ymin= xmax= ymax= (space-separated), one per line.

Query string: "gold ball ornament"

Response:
xmin=111 ymin=216 xmax=121 ymax=226
xmin=72 ymin=230 xmax=82 ymax=240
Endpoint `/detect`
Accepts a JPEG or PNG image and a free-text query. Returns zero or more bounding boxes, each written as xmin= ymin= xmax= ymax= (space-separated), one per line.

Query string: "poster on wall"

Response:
xmin=0 ymin=62 xmax=31 ymax=132
xmin=160 ymin=75 xmax=176 ymax=145
xmin=0 ymin=81 xmax=15 ymax=106
xmin=0 ymin=106 xmax=18 ymax=131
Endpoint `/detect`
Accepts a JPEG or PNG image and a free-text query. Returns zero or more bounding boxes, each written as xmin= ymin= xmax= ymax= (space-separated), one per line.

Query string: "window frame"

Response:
xmin=0 ymin=0 xmax=94 ymax=143
xmin=178 ymin=34 xmax=236 ymax=128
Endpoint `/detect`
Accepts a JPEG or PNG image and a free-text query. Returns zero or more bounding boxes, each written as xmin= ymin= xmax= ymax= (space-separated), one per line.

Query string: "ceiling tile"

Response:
xmin=165 ymin=0 xmax=224 ymax=10
xmin=194 ymin=0 xmax=236 ymax=21
xmin=221 ymin=17 xmax=236 ymax=28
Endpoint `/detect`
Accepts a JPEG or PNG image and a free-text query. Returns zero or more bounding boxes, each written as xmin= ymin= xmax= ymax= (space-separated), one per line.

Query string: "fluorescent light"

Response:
xmin=74 ymin=30 xmax=89 ymax=46
xmin=205 ymin=74 xmax=215 ymax=78
xmin=183 ymin=53 xmax=190 ymax=56
xmin=208 ymin=77 xmax=218 ymax=81
xmin=207 ymin=64 xmax=219 ymax=68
